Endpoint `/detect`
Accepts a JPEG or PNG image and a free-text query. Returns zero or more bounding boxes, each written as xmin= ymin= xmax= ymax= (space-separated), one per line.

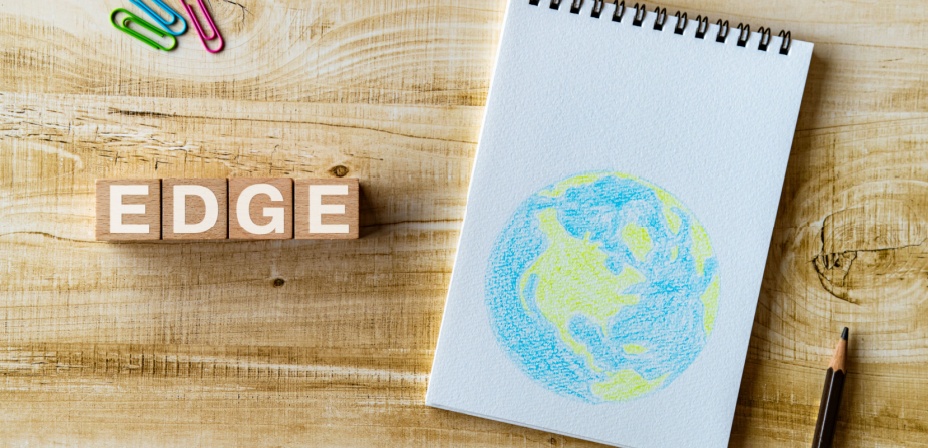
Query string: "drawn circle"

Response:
xmin=485 ymin=172 xmax=720 ymax=403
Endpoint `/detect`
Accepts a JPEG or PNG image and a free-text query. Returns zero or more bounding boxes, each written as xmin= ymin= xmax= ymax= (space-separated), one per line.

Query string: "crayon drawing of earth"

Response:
xmin=485 ymin=172 xmax=720 ymax=403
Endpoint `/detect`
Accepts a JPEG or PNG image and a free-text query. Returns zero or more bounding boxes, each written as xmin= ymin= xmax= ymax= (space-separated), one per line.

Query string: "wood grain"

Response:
xmin=1 ymin=0 xmax=927 ymax=447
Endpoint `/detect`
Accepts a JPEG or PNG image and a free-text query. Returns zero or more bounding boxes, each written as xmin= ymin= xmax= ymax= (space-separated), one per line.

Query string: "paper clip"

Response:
xmin=129 ymin=0 xmax=187 ymax=36
xmin=182 ymin=0 xmax=224 ymax=53
xmin=111 ymin=8 xmax=177 ymax=51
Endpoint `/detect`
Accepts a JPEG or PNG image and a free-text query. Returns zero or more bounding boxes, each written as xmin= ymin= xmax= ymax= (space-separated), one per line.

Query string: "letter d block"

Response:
xmin=228 ymin=178 xmax=293 ymax=240
xmin=162 ymin=179 xmax=228 ymax=240
xmin=96 ymin=180 xmax=162 ymax=241
xmin=294 ymin=178 xmax=359 ymax=240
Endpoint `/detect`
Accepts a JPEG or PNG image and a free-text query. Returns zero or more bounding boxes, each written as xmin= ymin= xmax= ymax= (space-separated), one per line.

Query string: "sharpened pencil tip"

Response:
xmin=841 ymin=327 xmax=849 ymax=341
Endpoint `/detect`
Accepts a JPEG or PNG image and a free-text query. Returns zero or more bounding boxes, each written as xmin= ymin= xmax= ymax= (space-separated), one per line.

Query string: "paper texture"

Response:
xmin=427 ymin=1 xmax=812 ymax=447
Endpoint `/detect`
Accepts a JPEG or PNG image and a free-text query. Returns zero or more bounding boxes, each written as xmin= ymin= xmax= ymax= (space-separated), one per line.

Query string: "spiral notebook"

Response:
xmin=426 ymin=1 xmax=812 ymax=447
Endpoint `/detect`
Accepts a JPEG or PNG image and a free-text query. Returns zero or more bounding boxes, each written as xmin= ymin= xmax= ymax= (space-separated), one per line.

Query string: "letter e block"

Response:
xmin=96 ymin=180 xmax=161 ymax=241
xmin=162 ymin=179 xmax=228 ymax=240
xmin=228 ymin=178 xmax=293 ymax=240
xmin=294 ymin=178 xmax=359 ymax=240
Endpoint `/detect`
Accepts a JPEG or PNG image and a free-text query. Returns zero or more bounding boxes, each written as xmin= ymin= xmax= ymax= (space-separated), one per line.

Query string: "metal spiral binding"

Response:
xmin=529 ymin=0 xmax=794 ymax=55
xmin=634 ymin=4 xmax=649 ymax=26
xmin=715 ymin=20 xmax=730 ymax=43
xmin=673 ymin=11 xmax=687 ymax=35
xmin=653 ymin=7 xmax=667 ymax=31
xmin=736 ymin=23 xmax=750 ymax=47
xmin=612 ymin=1 xmax=625 ymax=22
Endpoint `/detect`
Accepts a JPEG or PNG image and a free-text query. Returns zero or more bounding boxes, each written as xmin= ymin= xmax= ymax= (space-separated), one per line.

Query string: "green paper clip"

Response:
xmin=110 ymin=8 xmax=177 ymax=51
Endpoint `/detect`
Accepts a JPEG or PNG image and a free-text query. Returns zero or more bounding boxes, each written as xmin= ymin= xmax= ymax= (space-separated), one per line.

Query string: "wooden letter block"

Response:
xmin=228 ymin=178 xmax=293 ymax=240
xmin=96 ymin=180 xmax=161 ymax=241
xmin=162 ymin=179 xmax=228 ymax=240
xmin=294 ymin=178 xmax=360 ymax=240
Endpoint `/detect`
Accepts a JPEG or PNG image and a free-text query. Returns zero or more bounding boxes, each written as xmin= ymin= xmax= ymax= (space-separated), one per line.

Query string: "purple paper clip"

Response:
xmin=181 ymin=0 xmax=224 ymax=53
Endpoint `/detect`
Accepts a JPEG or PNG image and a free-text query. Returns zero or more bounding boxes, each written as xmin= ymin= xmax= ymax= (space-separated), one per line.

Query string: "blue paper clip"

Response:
xmin=129 ymin=0 xmax=187 ymax=36
xmin=111 ymin=8 xmax=177 ymax=51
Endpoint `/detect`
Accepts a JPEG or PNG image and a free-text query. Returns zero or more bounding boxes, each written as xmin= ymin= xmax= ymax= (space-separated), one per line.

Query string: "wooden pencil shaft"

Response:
xmin=812 ymin=368 xmax=832 ymax=445
xmin=829 ymin=338 xmax=847 ymax=372
xmin=811 ymin=369 xmax=845 ymax=447
xmin=812 ymin=329 xmax=849 ymax=448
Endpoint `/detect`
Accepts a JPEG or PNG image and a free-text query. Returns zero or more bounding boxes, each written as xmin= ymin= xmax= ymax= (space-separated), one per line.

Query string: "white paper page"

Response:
xmin=427 ymin=1 xmax=812 ymax=447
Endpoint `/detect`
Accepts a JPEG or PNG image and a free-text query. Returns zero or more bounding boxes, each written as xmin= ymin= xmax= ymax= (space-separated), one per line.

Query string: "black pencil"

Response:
xmin=811 ymin=327 xmax=848 ymax=448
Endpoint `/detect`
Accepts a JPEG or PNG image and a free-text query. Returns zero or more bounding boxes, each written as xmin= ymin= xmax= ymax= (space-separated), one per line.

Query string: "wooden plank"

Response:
xmin=2 ymin=0 xmax=928 ymax=447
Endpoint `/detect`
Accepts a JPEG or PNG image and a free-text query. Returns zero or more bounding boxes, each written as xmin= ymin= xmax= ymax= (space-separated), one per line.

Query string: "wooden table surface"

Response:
xmin=2 ymin=1 xmax=926 ymax=446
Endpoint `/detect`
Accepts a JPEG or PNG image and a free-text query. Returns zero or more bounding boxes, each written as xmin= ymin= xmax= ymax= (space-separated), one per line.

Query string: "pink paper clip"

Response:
xmin=181 ymin=0 xmax=224 ymax=53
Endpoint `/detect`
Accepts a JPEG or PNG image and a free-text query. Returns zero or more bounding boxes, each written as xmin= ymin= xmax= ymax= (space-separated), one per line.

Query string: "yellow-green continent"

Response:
xmin=519 ymin=208 xmax=644 ymax=372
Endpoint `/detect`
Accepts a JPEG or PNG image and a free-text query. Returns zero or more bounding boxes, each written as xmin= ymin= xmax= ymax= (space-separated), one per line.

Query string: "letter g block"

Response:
xmin=228 ymin=178 xmax=293 ymax=240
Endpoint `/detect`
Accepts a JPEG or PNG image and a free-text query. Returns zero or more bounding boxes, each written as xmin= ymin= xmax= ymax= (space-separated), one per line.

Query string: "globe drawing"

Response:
xmin=485 ymin=171 xmax=720 ymax=403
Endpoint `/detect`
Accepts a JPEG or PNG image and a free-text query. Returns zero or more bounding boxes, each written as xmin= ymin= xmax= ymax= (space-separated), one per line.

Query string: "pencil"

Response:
xmin=811 ymin=327 xmax=848 ymax=448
